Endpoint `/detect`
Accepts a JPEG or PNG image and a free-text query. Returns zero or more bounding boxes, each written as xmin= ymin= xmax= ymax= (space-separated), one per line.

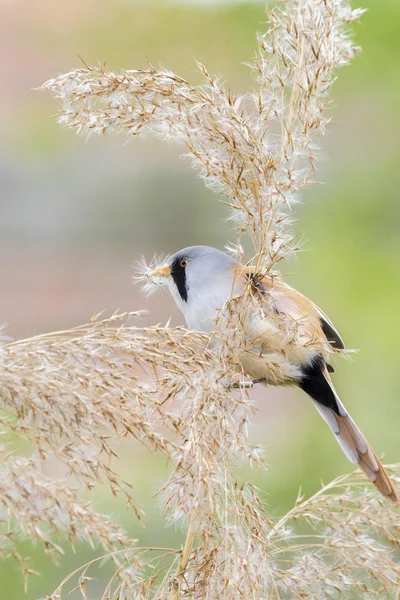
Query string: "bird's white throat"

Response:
xmin=167 ymin=273 xmax=234 ymax=332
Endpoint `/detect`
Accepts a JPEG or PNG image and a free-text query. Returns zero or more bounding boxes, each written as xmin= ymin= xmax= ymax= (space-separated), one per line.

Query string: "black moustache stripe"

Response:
xmin=170 ymin=258 xmax=188 ymax=302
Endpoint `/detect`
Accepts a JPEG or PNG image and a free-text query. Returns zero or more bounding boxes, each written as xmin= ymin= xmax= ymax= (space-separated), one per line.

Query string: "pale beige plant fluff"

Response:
xmin=0 ymin=0 xmax=398 ymax=598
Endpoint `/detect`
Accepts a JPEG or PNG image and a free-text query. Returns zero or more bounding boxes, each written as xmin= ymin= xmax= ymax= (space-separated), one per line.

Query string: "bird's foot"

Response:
xmin=231 ymin=378 xmax=267 ymax=389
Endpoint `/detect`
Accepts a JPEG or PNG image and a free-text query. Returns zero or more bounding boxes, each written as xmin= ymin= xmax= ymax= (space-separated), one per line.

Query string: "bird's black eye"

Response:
xmin=179 ymin=259 xmax=188 ymax=268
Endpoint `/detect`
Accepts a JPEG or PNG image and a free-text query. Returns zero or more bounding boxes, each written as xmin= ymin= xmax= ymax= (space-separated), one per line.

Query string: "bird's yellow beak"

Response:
xmin=150 ymin=265 xmax=171 ymax=278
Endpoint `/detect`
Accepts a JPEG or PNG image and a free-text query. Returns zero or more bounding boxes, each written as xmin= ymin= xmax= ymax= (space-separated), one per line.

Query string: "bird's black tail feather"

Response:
xmin=300 ymin=358 xmax=398 ymax=503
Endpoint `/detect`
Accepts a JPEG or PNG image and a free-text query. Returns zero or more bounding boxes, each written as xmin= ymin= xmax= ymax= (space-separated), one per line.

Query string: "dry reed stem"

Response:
xmin=169 ymin=520 xmax=198 ymax=600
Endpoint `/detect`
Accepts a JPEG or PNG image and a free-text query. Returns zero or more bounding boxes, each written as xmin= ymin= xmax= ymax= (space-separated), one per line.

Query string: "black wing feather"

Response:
xmin=316 ymin=307 xmax=345 ymax=350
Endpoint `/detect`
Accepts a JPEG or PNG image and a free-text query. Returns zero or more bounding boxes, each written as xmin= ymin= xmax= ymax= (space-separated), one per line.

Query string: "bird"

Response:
xmin=148 ymin=245 xmax=398 ymax=503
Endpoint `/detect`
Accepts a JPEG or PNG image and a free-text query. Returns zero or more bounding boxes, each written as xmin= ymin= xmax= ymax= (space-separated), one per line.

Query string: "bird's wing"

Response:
xmin=314 ymin=305 xmax=345 ymax=350
xmin=238 ymin=267 xmax=345 ymax=351
xmin=234 ymin=267 xmax=329 ymax=364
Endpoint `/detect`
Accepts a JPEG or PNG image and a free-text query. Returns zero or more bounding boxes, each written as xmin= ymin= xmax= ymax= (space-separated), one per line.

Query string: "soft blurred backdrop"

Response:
xmin=0 ymin=0 xmax=399 ymax=597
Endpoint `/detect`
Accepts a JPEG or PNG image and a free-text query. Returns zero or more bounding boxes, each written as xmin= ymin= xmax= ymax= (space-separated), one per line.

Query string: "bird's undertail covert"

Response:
xmin=302 ymin=363 xmax=398 ymax=503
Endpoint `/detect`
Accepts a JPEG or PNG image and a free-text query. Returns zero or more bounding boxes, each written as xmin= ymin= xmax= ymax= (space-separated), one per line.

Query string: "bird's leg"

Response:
xmin=231 ymin=378 xmax=267 ymax=389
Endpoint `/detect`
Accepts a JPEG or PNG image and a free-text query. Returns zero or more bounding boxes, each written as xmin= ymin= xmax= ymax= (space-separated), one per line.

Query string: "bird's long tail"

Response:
xmin=302 ymin=363 xmax=398 ymax=503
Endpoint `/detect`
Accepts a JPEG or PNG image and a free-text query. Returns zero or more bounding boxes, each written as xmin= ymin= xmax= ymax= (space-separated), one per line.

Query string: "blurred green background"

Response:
xmin=0 ymin=0 xmax=399 ymax=597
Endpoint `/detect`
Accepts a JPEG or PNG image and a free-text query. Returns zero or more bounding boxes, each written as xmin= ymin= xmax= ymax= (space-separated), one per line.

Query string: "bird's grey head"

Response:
xmin=167 ymin=246 xmax=235 ymax=303
xmin=149 ymin=245 xmax=236 ymax=331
